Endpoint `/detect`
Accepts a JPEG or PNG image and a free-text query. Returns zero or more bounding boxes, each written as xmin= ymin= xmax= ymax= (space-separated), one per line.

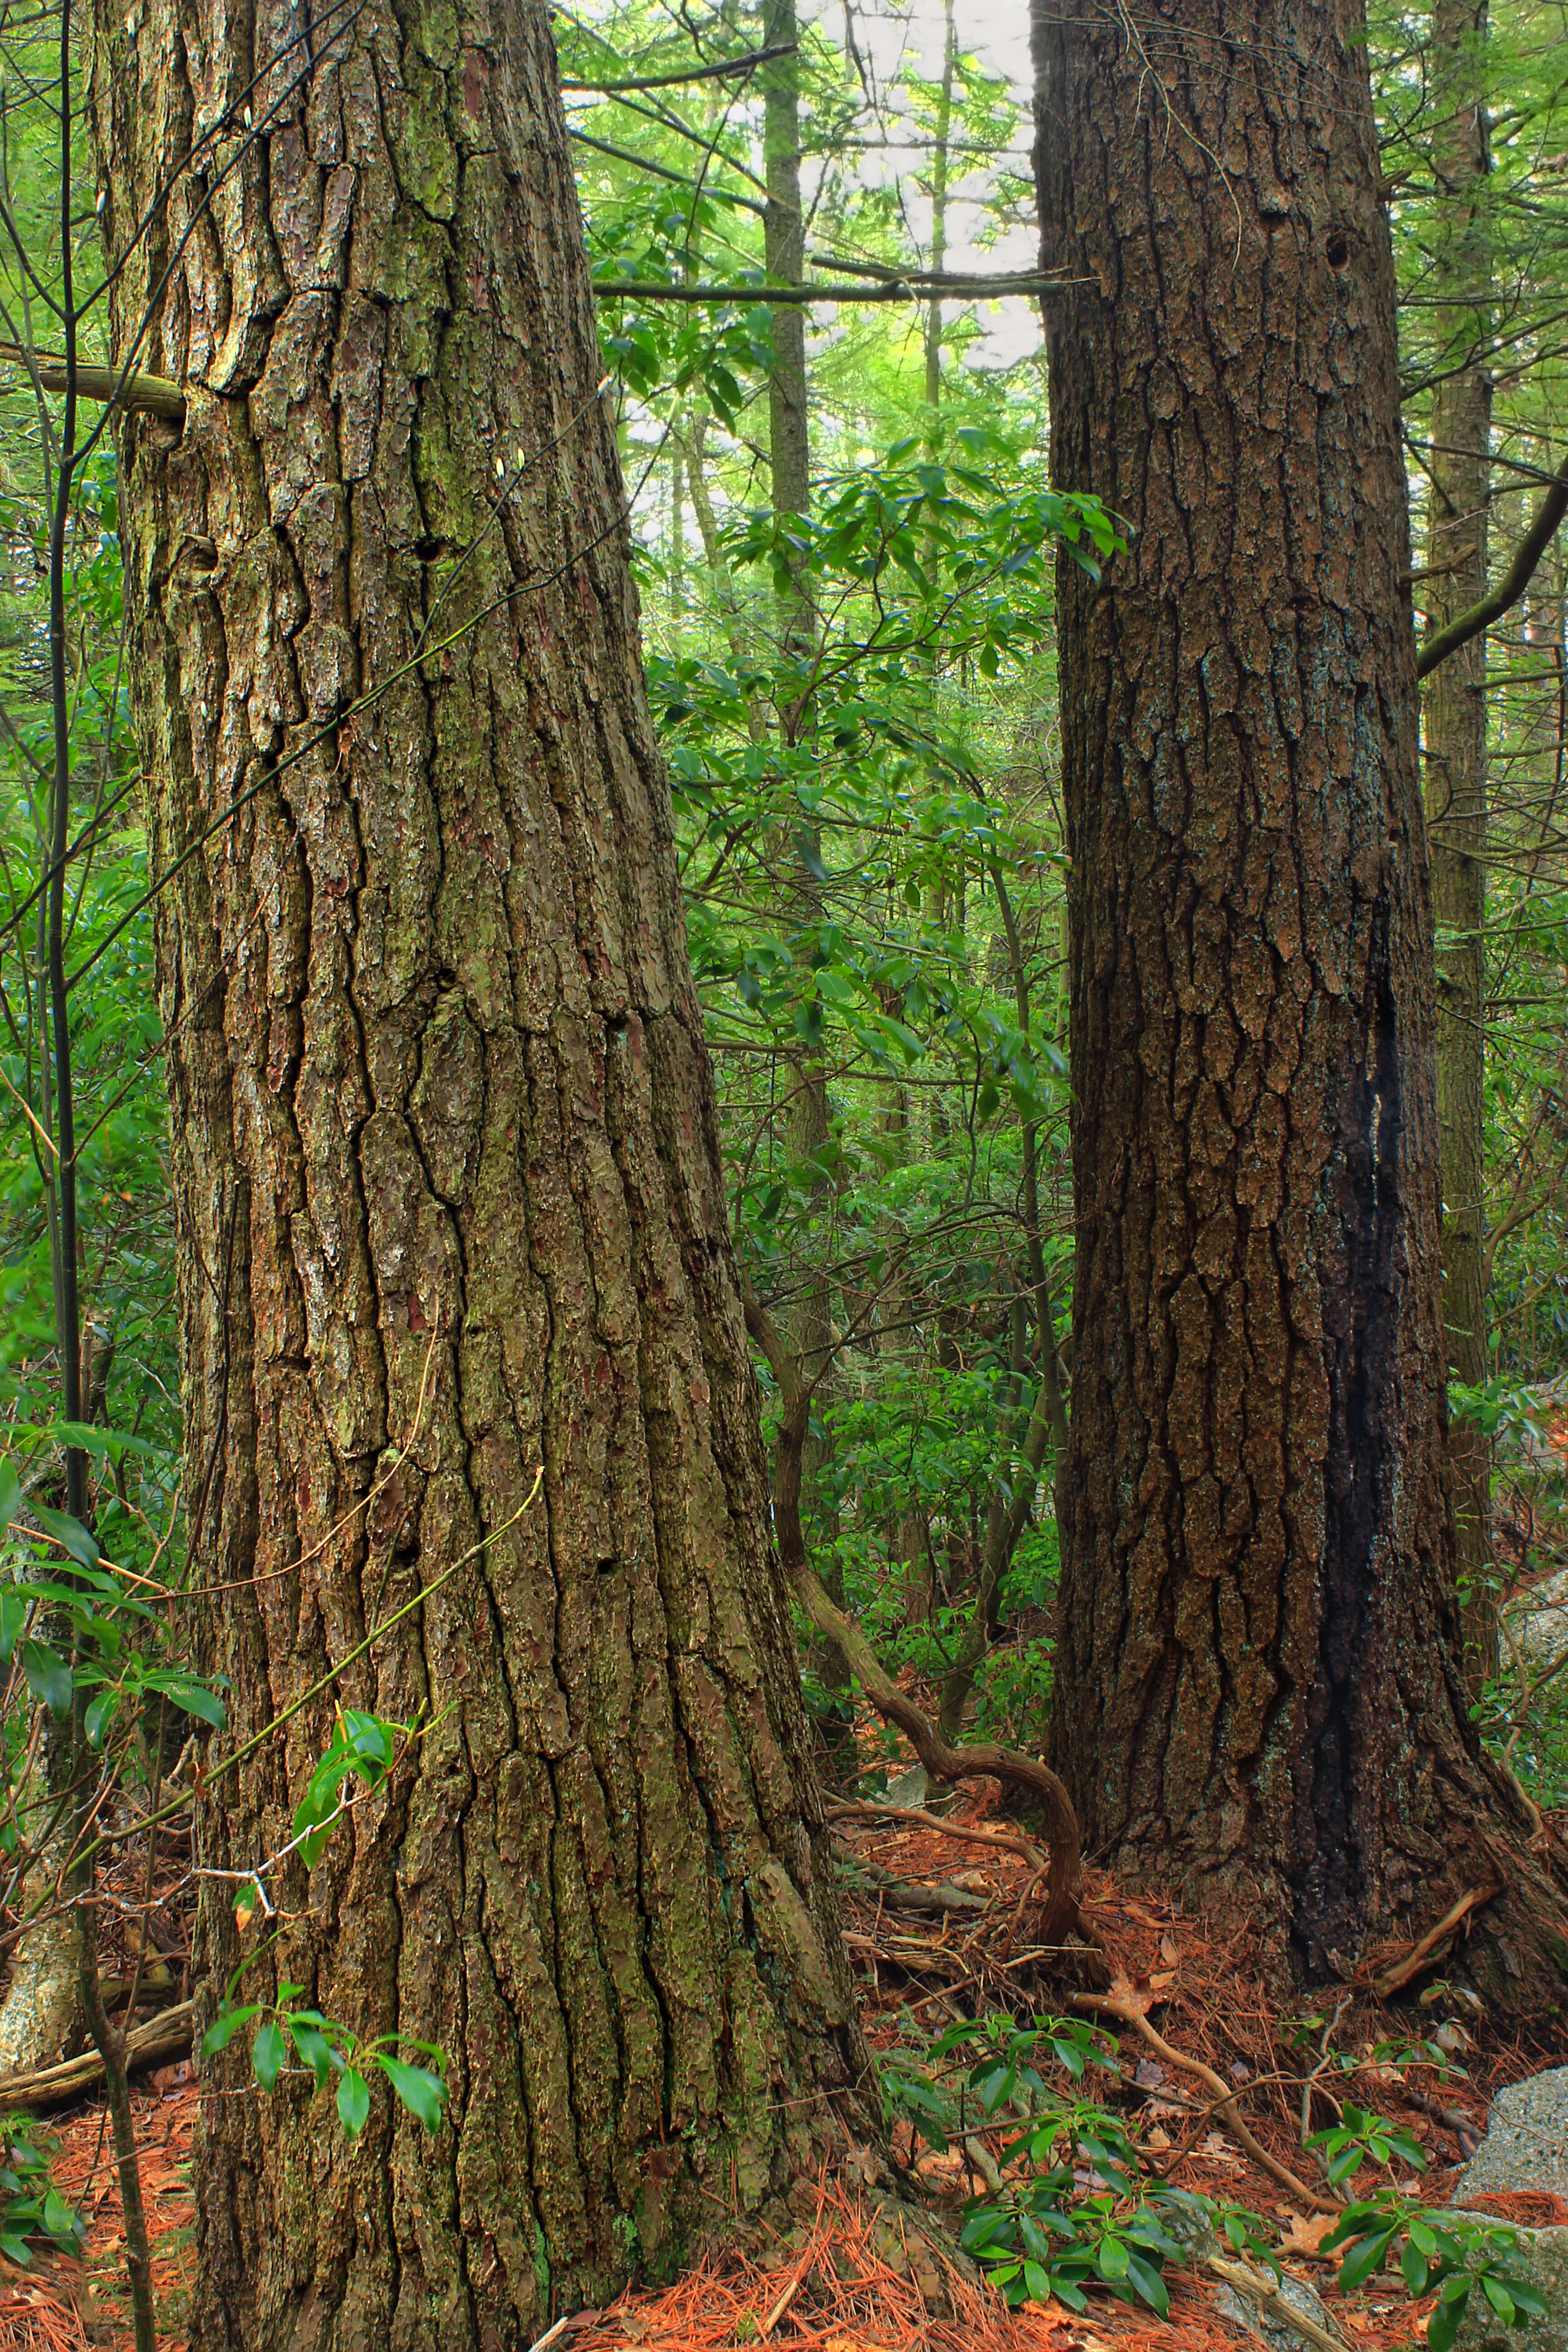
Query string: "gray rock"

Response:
xmin=1459 ymin=2070 xmax=1568 ymax=2200
xmin=1154 ymin=2190 xmax=1219 ymax=2260
xmin=881 ymin=1763 xmax=929 ymax=1809
xmin=1448 ymin=2220 xmax=1568 ymax=2350
xmin=1509 ymin=1568 xmax=1568 ymax=1676
xmin=1210 ymin=2269 xmax=1340 ymax=2352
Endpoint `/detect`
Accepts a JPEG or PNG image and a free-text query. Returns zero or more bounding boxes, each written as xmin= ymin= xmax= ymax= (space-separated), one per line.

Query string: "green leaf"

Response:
xmin=251 ymin=2019 xmax=287 ymax=2091
xmin=816 ymin=968 xmax=857 ymax=1007
xmin=29 ymin=1504 xmax=99 ymax=1570
xmin=1338 ymin=2227 xmax=1399 ymax=2292
xmin=42 ymin=2187 xmax=76 ymax=2242
xmin=0 ymin=1461 xmax=20 ymax=1533
xmin=291 ymin=2021 xmax=333 ymax=2086
xmin=1481 ymin=2275 xmax=1516 ymax=2324
xmin=19 ymin=1641 xmax=74 ymax=1717
xmin=337 ymin=2070 xmax=370 ymax=2134
xmin=201 ymin=2004 xmax=260 ymax=2058
xmin=1022 ymin=2259 xmax=1052 ymax=2303
xmin=378 ymin=2055 xmax=446 ymax=2131
xmin=794 ymin=829 xmax=828 ymax=885
xmin=0 ymin=2231 xmax=30 ymax=2265
xmin=9 ymin=1420 xmax=171 ymax=1465
xmin=0 ymin=1588 xmax=27 ymax=1661
xmin=1426 ymin=2298 xmax=1463 ymax=2352
xmin=1123 ymin=2252 xmax=1169 ymax=2318
xmin=84 ymin=1691 xmax=117 ymax=1749
xmin=158 ymin=1677 xmax=227 ymax=1730
xmin=1095 ymin=2234 xmax=1130 ymax=2282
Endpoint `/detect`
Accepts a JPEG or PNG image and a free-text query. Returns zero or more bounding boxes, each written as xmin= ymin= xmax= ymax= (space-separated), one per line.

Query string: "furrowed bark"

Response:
xmin=86 ymin=0 xmax=867 ymax=2340
xmin=1031 ymin=0 xmax=1568 ymax=2011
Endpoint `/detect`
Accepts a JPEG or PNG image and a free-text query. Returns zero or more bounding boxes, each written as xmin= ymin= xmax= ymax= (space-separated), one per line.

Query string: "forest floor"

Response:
xmin=3 ymin=1754 xmax=1565 ymax=2352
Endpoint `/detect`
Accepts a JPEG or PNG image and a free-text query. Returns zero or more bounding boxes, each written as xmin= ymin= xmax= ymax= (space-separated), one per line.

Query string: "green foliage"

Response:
xmin=199 ymin=1705 xmax=447 ymax=2139
xmin=0 ymin=1470 xmax=220 ymax=1756
xmin=201 ymin=1984 xmax=448 ymax=2140
xmin=1323 ymin=2200 xmax=1547 ymax=2352
xmin=878 ymin=2014 xmax=1188 ymax=2317
xmin=1305 ymin=2102 xmax=1428 ymax=2188
xmin=290 ymin=1708 xmax=407 ymax=1868
xmin=0 ymin=2123 xmax=83 ymax=2267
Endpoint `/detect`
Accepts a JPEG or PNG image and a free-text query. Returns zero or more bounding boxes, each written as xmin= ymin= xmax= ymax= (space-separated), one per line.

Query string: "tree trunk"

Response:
xmin=760 ymin=0 xmax=848 ymax=1717
xmin=1422 ymin=0 xmax=1495 ymax=1688
xmin=922 ymin=0 xmax=956 ymax=453
xmin=86 ymin=1 xmax=865 ymax=2340
xmin=1032 ymin=0 xmax=1568 ymax=2005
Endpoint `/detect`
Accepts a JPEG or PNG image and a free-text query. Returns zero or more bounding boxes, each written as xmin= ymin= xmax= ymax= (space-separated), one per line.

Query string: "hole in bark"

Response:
xmin=1326 ymin=232 xmax=1350 ymax=268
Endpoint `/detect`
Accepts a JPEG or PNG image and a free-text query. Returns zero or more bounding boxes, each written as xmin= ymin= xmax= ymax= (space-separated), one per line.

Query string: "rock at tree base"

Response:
xmin=1459 ymin=2070 xmax=1568 ymax=2201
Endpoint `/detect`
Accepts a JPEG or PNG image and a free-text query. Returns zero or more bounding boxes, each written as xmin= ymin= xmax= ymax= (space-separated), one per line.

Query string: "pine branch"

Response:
xmin=594 ymin=270 xmax=1069 ymax=304
xmin=562 ymin=41 xmax=794 ymax=94
xmin=0 ymin=343 xmax=185 ymax=421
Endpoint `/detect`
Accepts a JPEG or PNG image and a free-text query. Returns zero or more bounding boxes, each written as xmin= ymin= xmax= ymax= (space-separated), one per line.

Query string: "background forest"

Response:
xmin=0 ymin=0 xmax=1567 ymax=2337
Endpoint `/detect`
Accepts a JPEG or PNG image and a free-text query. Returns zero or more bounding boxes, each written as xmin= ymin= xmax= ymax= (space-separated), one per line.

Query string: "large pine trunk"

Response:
xmin=86 ymin=1 xmax=862 ymax=2340
xmin=1031 ymin=0 xmax=1567 ymax=2003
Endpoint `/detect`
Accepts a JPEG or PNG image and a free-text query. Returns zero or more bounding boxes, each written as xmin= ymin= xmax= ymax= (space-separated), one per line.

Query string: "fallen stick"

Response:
xmin=1070 ymin=1990 xmax=1341 ymax=2215
xmin=760 ymin=2242 xmax=815 ymax=2338
xmin=1205 ymin=2253 xmax=1347 ymax=2352
xmin=0 ymin=1999 xmax=193 ymax=2115
xmin=841 ymin=1928 xmax=971 ymax=1982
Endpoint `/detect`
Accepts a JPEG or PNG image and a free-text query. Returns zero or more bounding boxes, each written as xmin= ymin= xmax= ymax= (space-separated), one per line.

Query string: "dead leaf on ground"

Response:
xmin=1279 ymin=2211 xmax=1341 ymax=2258
xmin=1159 ymin=1933 xmax=1180 ymax=1965
xmin=1107 ymin=1973 xmax=1153 ymax=2015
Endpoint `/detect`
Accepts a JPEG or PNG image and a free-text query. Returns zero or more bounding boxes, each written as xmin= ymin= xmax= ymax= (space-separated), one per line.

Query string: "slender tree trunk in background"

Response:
xmin=1032 ymin=0 xmax=1568 ymax=2007
xmin=670 ymin=451 xmax=686 ymax=629
xmin=1422 ymin=0 xmax=1495 ymax=1688
xmin=922 ymin=0 xmax=956 ymax=454
xmin=680 ymin=412 xmax=767 ymax=743
xmin=763 ymin=0 xmax=811 ymax=574
xmin=761 ymin=0 xmax=847 ymax=1704
xmin=88 ymin=0 xmax=864 ymax=2338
